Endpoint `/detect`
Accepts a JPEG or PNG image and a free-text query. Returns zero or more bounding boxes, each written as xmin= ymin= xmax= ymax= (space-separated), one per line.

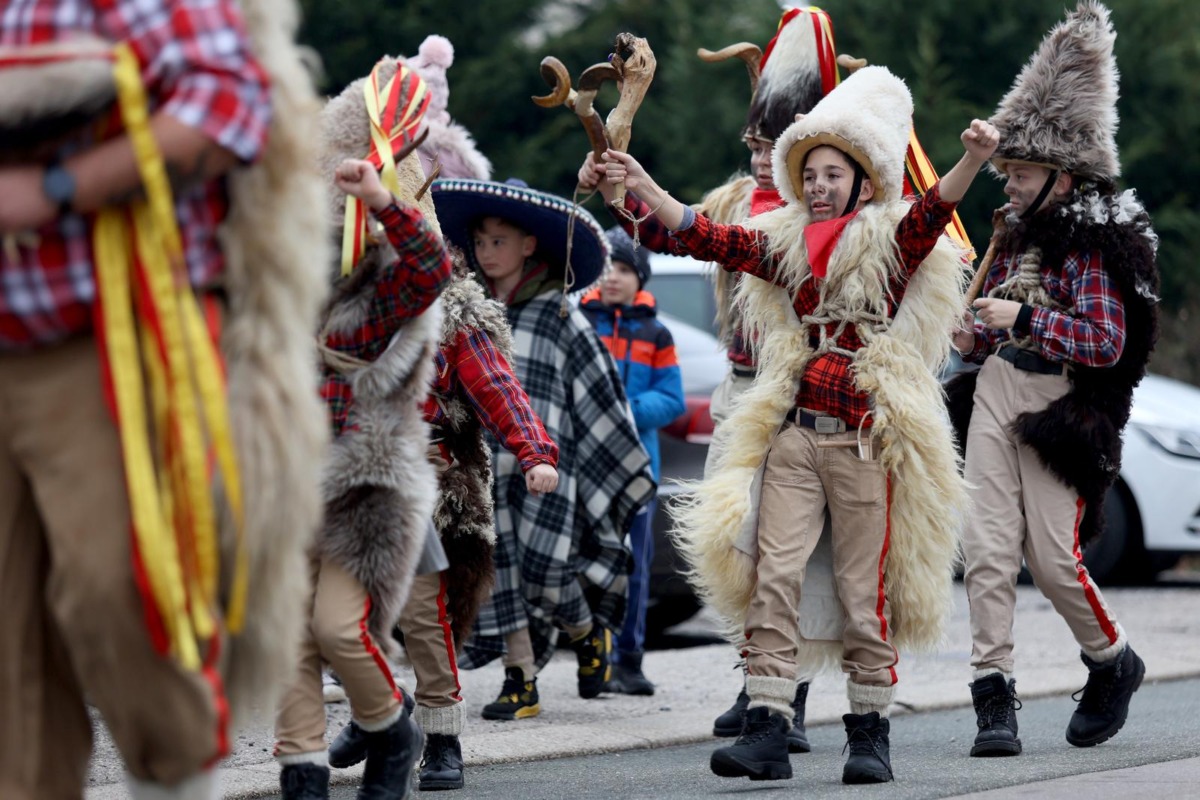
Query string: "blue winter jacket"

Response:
xmin=580 ymin=288 xmax=686 ymax=480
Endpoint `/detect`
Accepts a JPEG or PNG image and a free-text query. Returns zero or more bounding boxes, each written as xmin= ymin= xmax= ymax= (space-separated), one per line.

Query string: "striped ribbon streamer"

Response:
xmin=340 ymin=61 xmax=430 ymax=276
xmin=905 ymin=130 xmax=976 ymax=259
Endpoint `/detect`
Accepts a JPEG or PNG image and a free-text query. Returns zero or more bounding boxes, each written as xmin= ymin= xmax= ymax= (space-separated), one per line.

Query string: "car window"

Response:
xmin=651 ymin=274 xmax=718 ymax=336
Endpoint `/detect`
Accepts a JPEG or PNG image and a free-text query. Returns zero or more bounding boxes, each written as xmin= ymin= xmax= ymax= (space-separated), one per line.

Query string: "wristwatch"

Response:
xmin=42 ymin=160 xmax=77 ymax=216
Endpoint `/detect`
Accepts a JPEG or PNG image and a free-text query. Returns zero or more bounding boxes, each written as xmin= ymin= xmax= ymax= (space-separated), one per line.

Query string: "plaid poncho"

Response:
xmin=461 ymin=287 xmax=655 ymax=669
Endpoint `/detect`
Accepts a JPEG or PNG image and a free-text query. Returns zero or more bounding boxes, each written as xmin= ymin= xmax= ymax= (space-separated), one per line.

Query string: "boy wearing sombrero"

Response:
xmin=431 ymin=178 xmax=654 ymax=718
xmin=601 ymin=67 xmax=995 ymax=783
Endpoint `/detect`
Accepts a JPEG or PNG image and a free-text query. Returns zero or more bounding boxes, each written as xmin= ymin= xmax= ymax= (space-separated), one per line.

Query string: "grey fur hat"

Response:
xmin=989 ymin=0 xmax=1120 ymax=181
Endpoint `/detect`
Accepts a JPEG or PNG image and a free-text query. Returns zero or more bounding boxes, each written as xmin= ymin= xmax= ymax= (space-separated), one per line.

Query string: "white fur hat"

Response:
xmin=771 ymin=65 xmax=912 ymax=205
xmin=989 ymin=0 xmax=1120 ymax=181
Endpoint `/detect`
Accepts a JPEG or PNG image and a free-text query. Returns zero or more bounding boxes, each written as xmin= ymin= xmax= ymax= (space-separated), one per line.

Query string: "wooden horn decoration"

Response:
xmin=697 ymin=42 xmax=762 ymax=95
xmin=605 ymin=33 xmax=657 ymax=207
xmin=531 ymin=56 xmax=611 ymax=164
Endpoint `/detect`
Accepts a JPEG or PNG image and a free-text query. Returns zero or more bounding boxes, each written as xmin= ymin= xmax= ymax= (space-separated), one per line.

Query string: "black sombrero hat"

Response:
xmin=430 ymin=178 xmax=609 ymax=291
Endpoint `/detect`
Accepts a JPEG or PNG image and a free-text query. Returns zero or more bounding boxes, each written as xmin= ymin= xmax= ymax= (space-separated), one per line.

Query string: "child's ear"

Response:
xmin=521 ymin=235 xmax=538 ymax=257
xmin=859 ymin=178 xmax=875 ymax=203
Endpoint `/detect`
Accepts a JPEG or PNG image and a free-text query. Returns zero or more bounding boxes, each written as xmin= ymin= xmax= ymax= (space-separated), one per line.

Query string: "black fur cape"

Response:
xmin=945 ymin=189 xmax=1159 ymax=546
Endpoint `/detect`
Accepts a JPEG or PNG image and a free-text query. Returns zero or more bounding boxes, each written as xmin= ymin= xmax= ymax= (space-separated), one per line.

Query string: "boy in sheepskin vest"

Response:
xmin=0 ymin=0 xmax=330 ymax=797
xmin=432 ymin=177 xmax=655 ymax=719
xmin=947 ymin=1 xmax=1157 ymax=758
xmin=599 ymin=68 xmax=996 ymax=784
xmin=272 ymin=60 xmax=451 ymax=800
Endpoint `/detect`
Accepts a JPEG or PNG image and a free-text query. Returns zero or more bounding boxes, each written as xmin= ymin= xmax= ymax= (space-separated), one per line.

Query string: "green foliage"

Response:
xmin=299 ymin=0 xmax=1199 ymax=372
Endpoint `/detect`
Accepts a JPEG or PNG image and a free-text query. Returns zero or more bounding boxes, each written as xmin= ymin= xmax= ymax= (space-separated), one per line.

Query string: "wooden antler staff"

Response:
xmin=966 ymin=210 xmax=1008 ymax=304
xmin=531 ymin=56 xmax=611 ymax=163
xmin=697 ymin=41 xmax=763 ymax=95
xmin=604 ymin=33 xmax=656 ymax=207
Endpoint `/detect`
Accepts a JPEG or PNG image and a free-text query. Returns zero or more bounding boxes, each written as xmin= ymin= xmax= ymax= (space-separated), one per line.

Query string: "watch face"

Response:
xmin=44 ymin=164 xmax=76 ymax=207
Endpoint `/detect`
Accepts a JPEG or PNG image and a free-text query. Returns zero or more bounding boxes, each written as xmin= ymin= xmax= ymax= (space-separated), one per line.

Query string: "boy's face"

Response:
xmin=746 ymin=136 xmax=775 ymax=191
xmin=472 ymin=216 xmax=536 ymax=285
xmin=802 ymin=145 xmax=874 ymax=222
xmin=1003 ymin=164 xmax=1071 ymax=220
xmin=600 ymin=260 xmax=640 ymax=307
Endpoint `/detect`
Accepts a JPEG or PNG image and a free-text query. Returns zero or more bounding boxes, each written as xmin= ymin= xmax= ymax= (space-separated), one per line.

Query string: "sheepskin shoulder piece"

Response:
xmin=215 ymin=0 xmax=332 ymax=726
xmin=772 ymin=66 xmax=912 ymax=206
xmin=989 ymin=0 xmax=1120 ymax=181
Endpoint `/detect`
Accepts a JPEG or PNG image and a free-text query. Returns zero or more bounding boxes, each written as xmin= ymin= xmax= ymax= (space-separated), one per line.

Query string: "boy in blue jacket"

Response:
xmin=580 ymin=227 xmax=686 ymax=694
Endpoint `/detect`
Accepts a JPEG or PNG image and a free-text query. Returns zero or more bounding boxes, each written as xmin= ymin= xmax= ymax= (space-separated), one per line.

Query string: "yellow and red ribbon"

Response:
xmin=905 ymin=130 xmax=976 ymax=260
xmin=92 ymin=42 xmax=247 ymax=669
xmin=339 ymin=61 xmax=430 ymax=276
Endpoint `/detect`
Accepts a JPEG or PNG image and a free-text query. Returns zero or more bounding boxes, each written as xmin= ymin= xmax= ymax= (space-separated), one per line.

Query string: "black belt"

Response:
xmin=996 ymin=345 xmax=1065 ymax=375
xmin=731 ymin=365 xmax=758 ymax=378
xmin=786 ymin=407 xmax=847 ymax=434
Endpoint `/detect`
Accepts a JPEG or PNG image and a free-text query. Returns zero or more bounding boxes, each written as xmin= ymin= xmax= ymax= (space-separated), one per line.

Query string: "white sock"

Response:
xmin=126 ymin=769 xmax=220 ymax=800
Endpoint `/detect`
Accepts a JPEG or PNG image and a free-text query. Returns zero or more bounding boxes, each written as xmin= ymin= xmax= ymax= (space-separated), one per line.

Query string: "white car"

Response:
xmin=647 ymin=251 xmax=1200 ymax=585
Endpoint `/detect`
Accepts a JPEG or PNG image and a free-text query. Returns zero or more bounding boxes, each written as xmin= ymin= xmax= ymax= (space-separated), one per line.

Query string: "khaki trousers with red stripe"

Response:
xmin=0 ymin=336 xmax=227 ymax=799
xmin=743 ymin=421 xmax=898 ymax=687
xmin=397 ymin=571 xmax=464 ymax=733
xmin=274 ymin=558 xmax=402 ymax=757
xmin=963 ymin=356 xmax=1121 ymax=675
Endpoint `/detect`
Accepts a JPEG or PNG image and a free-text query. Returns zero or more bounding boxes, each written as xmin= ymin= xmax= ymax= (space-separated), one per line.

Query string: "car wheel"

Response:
xmin=645 ymin=594 xmax=702 ymax=638
xmin=1083 ymin=482 xmax=1155 ymax=585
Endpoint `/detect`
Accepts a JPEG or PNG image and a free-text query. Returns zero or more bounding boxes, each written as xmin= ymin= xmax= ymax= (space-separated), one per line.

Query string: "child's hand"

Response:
xmin=961 ymin=120 xmax=1000 ymax=162
xmin=601 ymin=149 xmax=653 ymax=193
xmin=525 ymin=463 xmax=559 ymax=496
xmin=952 ymin=308 xmax=977 ymax=354
xmin=577 ymin=152 xmax=605 ymax=191
xmin=972 ymin=297 xmax=1021 ymax=330
xmin=335 ymin=159 xmax=393 ymax=212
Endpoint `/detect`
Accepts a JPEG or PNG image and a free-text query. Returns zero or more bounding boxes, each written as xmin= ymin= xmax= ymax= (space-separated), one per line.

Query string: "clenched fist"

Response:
xmin=335 ymin=159 xmax=393 ymax=212
xmin=525 ymin=463 xmax=559 ymax=496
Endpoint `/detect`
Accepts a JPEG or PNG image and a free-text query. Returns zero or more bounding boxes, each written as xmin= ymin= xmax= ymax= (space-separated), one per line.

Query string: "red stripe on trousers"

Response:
xmin=201 ymin=633 xmax=231 ymax=767
xmin=435 ymin=573 xmax=463 ymax=701
xmin=359 ymin=597 xmax=403 ymax=703
xmin=875 ymin=477 xmax=899 ymax=685
xmin=1071 ymin=497 xmax=1119 ymax=645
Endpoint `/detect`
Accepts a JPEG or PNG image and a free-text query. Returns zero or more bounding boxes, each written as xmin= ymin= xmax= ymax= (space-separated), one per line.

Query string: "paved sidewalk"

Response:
xmin=948 ymin=757 xmax=1200 ymax=799
xmin=84 ymin=583 xmax=1200 ymax=798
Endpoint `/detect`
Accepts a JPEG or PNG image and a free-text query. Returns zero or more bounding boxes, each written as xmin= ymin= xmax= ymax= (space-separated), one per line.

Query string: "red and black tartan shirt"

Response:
xmin=672 ymin=184 xmax=959 ymax=428
xmin=424 ymin=328 xmax=559 ymax=473
xmin=322 ymin=203 xmax=452 ymax=436
xmin=0 ymin=0 xmax=273 ymax=349
xmin=962 ymin=247 xmax=1126 ymax=368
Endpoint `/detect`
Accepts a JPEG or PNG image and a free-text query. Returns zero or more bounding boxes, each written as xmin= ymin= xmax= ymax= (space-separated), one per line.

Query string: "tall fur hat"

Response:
xmin=989 ymin=0 xmax=1120 ymax=181
xmin=401 ymin=34 xmax=493 ymax=181
xmin=771 ymin=66 xmax=912 ymax=206
xmin=744 ymin=6 xmax=840 ymax=142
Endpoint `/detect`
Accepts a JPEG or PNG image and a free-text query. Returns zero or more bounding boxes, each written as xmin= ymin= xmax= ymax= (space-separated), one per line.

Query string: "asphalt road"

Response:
xmin=311 ymin=675 xmax=1200 ymax=800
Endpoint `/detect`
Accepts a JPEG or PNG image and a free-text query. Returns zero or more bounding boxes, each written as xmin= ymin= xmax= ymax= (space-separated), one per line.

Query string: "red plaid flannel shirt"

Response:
xmin=615 ymin=192 xmax=759 ymax=367
xmin=0 ymin=0 xmax=272 ymax=349
xmin=962 ymin=247 xmax=1126 ymax=367
xmin=424 ymin=328 xmax=558 ymax=472
xmin=323 ymin=203 xmax=452 ymax=435
xmin=673 ymin=184 xmax=959 ymax=428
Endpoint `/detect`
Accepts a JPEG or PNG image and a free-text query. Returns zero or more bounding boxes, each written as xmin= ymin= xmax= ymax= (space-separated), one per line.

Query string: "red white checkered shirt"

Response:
xmin=0 ymin=0 xmax=272 ymax=349
xmin=424 ymin=328 xmax=558 ymax=473
xmin=672 ymin=184 xmax=959 ymax=428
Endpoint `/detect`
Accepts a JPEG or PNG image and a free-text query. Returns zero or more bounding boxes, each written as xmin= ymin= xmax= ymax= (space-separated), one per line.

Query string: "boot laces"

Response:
xmin=976 ymin=691 xmax=1021 ymax=728
xmin=843 ymin=726 xmax=894 ymax=779
xmin=420 ymin=736 xmax=452 ymax=771
xmin=735 ymin=715 xmax=778 ymax=746
xmin=1072 ymin=661 xmax=1119 ymax=713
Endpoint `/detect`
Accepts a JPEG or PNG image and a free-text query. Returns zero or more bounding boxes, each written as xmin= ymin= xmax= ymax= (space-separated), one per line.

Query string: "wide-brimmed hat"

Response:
xmin=772 ymin=65 xmax=912 ymax=206
xmin=430 ymin=178 xmax=609 ymax=290
xmin=989 ymin=1 xmax=1120 ymax=182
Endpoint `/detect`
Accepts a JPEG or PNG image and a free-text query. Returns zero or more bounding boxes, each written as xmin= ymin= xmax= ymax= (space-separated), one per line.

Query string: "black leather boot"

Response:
xmin=329 ymin=720 xmax=369 ymax=769
xmin=418 ymin=733 xmax=465 ymax=791
xmin=713 ymin=684 xmax=749 ymax=737
xmin=280 ymin=763 xmax=330 ymax=800
xmin=970 ymin=674 xmax=1022 ymax=756
xmin=841 ymin=712 xmax=893 ymax=784
xmin=709 ymin=705 xmax=793 ymax=781
xmin=357 ymin=710 xmax=424 ymax=800
xmin=1067 ymin=645 xmax=1145 ymax=747
xmin=788 ymin=682 xmax=811 ymax=753
xmin=606 ymin=652 xmax=656 ymax=696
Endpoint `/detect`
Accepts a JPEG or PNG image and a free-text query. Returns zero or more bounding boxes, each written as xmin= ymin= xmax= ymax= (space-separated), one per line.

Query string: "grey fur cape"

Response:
xmin=461 ymin=285 xmax=655 ymax=670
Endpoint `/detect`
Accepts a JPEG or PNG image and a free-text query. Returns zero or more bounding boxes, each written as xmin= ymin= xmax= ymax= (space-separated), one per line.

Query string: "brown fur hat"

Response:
xmin=989 ymin=0 xmax=1120 ymax=181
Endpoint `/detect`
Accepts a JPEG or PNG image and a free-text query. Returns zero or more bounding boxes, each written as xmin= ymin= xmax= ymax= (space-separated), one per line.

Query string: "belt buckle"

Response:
xmin=814 ymin=416 xmax=841 ymax=434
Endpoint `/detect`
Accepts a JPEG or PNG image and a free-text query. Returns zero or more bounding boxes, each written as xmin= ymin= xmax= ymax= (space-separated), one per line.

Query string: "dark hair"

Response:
xmin=468 ymin=214 xmax=530 ymax=237
xmin=802 ymin=144 xmax=862 ymax=174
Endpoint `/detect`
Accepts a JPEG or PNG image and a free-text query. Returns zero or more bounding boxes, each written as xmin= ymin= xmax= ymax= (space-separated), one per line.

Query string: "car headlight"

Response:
xmin=1135 ymin=423 xmax=1200 ymax=460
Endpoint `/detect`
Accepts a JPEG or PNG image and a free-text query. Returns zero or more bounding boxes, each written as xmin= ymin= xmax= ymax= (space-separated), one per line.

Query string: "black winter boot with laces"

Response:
xmin=358 ymin=710 xmax=424 ymax=800
xmin=1067 ymin=645 xmax=1145 ymax=747
xmin=713 ymin=682 xmax=750 ymax=737
xmin=842 ymin=712 xmax=893 ymax=784
xmin=788 ymin=682 xmax=811 ymax=753
xmin=709 ymin=705 xmax=793 ymax=781
xmin=418 ymin=733 xmax=465 ymax=791
xmin=970 ymin=674 xmax=1022 ymax=756
xmin=280 ymin=763 xmax=330 ymax=800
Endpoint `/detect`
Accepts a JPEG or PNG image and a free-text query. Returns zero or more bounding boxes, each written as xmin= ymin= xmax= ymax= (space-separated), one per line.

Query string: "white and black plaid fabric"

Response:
xmin=460 ymin=290 xmax=654 ymax=670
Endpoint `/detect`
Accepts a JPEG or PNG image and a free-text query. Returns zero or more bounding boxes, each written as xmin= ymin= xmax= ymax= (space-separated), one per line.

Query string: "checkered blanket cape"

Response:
xmin=460 ymin=290 xmax=655 ymax=669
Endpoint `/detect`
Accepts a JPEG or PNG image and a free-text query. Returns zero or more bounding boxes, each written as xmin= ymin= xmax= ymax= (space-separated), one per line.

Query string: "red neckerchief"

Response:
xmin=803 ymin=210 xmax=860 ymax=279
xmin=750 ymin=187 xmax=783 ymax=217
